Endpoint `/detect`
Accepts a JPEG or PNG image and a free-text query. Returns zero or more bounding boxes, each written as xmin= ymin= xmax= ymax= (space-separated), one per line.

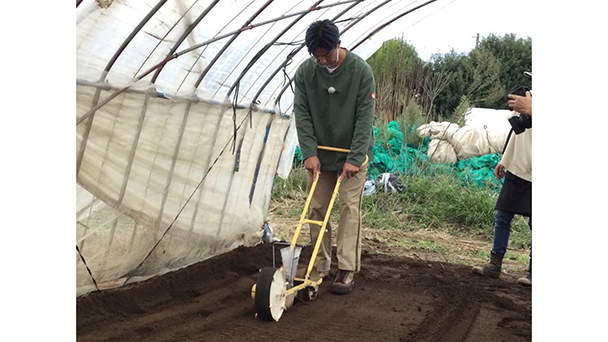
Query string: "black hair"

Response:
xmin=305 ymin=19 xmax=340 ymax=54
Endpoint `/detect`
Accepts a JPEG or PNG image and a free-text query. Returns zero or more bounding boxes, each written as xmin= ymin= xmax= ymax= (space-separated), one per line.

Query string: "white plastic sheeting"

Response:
xmin=76 ymin=84 xmax=289 ymax=295
xmin=417 ymin=108 xmax=513 ymax=163
xmin=76 ymin=0 xmax=439 ymax=296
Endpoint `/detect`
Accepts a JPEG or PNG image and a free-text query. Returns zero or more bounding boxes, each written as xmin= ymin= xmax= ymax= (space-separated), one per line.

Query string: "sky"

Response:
xmin=379 ymin=0 xmax=533 ymax=61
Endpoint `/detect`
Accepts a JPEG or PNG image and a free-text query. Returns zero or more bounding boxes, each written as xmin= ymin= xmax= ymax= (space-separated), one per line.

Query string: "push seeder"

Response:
xmin=251 ymin=146 xmax=368 ymax=321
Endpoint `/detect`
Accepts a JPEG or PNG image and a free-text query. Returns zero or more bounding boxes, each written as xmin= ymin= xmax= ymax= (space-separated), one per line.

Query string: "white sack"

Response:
xmin=416 ymin=121 xmax=460 ymax=140
xmin=464 ymin=108 xmax=513 ymax=153
xmin=449 ymin=126 xmax=491 ymax=159
xmin=486 ymin=129 xmax=509 ymax=153
xmin=427 ymin=139 xmax=458 ymax=164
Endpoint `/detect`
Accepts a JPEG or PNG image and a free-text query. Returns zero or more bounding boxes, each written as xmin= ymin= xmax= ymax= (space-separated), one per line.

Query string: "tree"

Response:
xmin=476 ymin=33 xmax=532 ymax=108
xmin=429 ymin=33 xmax=531 ymax=119
xmin=419 ymin=57 xmax=455 ymax=122
xmin=463 ymin=47 xmax=505 ymax=107
xmin=429 ymin=50 xmax=469 ymax=121
xmin=367 ymin=38 xmax=422 ymax=123
xmin=367 ymin=33 xmax=531 ymax=124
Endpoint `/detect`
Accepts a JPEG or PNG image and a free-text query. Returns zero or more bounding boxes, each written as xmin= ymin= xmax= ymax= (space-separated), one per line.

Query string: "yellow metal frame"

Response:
xmin=284 ymin=146 xmax=368 ymax=296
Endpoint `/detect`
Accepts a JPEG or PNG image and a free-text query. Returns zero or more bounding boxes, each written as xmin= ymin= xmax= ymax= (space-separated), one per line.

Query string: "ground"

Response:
xmin=77 ymin=205 xmax=531 ymax=342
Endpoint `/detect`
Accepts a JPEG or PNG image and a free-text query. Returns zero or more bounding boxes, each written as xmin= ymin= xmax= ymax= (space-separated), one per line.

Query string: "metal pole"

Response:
xmin=224 ymin=0 xmax=327 ymax=97
xmin=150 ymin=0 xmax=220 ymax=82
xmin=350 ymin=0 xmax=438 ymax=51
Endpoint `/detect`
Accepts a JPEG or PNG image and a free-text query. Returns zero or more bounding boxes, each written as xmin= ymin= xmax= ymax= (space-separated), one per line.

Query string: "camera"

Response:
xmin=507 ymin=85 xmax=531 ymax=134
xmin=508 ymin=113 xmax=531 ymax=134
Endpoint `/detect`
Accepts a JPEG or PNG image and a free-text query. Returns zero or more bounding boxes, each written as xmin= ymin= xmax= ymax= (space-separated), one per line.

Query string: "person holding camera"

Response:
xmin=472 ymin=84 xmax=532 ymax=286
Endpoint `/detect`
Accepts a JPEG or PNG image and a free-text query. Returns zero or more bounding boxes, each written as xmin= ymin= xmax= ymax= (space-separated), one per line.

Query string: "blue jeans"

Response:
xmin=492 ymin=210 xmax=532 ymax=258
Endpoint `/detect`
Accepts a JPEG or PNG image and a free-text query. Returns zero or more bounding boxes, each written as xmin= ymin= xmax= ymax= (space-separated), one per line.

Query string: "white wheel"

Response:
xmin=255 ymin=267 xmax=286 ymax=321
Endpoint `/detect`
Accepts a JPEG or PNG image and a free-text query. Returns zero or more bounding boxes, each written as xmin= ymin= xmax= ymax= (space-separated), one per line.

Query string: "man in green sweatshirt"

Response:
xmin=294 ymin=20 xmax=375 ymax=295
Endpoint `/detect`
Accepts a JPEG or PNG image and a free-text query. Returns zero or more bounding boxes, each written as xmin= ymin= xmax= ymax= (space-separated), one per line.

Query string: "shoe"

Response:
xmin=472 ymin=251 xmax=504 ymax=278
xmin=517 ymin=260 xmax=532 ymax=286
xmin=329 ymin=269 xmax=354 ymax=294
xmin=517 ymin=272 xmax=531 ymax=286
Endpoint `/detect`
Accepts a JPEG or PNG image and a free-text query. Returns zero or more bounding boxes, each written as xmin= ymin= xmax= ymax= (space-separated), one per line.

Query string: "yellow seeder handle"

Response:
xmin=317 ymin=145 xmax=369 ymax=169
xmin=285 ymin=146 xmax=368 ymax=290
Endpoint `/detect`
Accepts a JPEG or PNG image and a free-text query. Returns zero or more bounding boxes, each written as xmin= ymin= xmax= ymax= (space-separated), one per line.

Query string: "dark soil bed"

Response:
xmin=77 ymin=243 xmax=531 ymax=341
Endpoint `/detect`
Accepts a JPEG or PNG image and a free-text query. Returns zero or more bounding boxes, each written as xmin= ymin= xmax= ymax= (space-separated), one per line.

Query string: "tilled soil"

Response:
xmin=77 ymin=243 xmax=531 ymax=342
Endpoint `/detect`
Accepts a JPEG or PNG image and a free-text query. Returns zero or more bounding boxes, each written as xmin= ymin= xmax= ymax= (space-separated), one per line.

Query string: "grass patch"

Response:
xmin=507 ymin=252 xmax=530 ymax=266
xmin=271 ymin=165 xmax=531 ymax=251
xmin=418 ymin=240 xmax=450 ymax=261
xmin=404 ymin=173 xmax=496 ymax=230
xmin=475 ymin=249 xmax=491 ymax=260
xmin=271 ymin=167 xmax=309 ymax=201
xmin=361 ymin=172 xmax=497 ymax=235
xmin=391 ymin=237 xmax=415 ymax=248
xmin=509 ymin=216 xmax=532 ymax=249
xmin=417 ymin=240 xmax=445 ymax=252
xmin=473 ymin=248 xmax=529 ymax=266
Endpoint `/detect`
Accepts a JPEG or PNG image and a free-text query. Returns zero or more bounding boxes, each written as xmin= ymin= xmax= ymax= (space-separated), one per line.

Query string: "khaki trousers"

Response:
xmin=307 ymin=164 xmax=367 ymax=273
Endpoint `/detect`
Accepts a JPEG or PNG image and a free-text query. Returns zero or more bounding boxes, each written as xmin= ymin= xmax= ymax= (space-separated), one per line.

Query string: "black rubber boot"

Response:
xmin=472 ymin=251 xmax=504 ymax=278
xmin=517 ymin=259 xmax=532 ymax=286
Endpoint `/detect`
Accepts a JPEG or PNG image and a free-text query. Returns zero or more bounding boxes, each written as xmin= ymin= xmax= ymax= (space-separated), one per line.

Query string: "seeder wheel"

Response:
xmin=254 ymin=267 xmax=286 ymax=321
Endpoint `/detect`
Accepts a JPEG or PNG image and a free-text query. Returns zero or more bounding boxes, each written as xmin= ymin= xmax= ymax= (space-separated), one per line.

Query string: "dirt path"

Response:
xmin=77 ymin=239 xmax=531 ymax=341
xmin=268 ymin=212 xmax=530 ymax=275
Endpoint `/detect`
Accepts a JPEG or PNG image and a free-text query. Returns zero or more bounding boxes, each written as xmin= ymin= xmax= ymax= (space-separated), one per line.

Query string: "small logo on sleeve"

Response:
xmin=371 ymin=92 xmax=376 ymax=100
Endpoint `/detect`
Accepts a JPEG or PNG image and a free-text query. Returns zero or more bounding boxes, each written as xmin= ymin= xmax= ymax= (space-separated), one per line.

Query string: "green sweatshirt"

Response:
xmin=294 ymin=49 xmax=375 ymax=171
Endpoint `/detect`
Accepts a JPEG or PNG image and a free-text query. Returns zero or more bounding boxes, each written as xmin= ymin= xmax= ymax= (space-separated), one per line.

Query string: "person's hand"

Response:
xmin=507 ymin=91 xmax=532 ymax=115
xmin=495 ymin=163 xmax=505 ymax=179
xmin=341 ymin=162 xmax=360 ymax=180
xmin=304 ymin=156 xmax=321 ymax=179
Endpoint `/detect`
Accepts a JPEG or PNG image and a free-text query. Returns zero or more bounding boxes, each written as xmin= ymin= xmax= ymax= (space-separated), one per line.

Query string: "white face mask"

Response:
xmin=325 ymin=48 xmax=340 ymax=71
xmin=313 ymin=48 xmax=340 ymax=69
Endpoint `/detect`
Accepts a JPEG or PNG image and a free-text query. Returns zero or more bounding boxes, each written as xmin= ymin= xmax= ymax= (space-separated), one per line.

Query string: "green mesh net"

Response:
xmin=293 ymin=121 xmax=503 ymax=192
